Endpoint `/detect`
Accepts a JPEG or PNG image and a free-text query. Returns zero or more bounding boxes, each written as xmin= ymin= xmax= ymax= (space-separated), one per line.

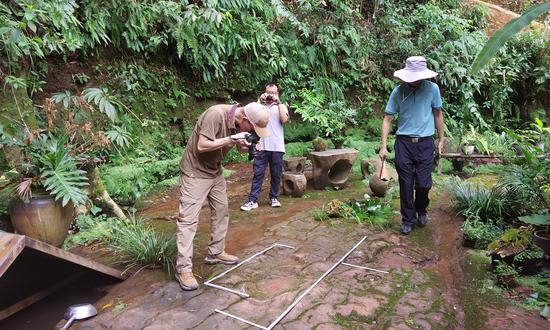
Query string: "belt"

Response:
xmin=396 ymin=135 xmax=433 ymax=143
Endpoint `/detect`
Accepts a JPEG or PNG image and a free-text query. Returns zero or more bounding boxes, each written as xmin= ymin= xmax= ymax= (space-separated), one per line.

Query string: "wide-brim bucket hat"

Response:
xmin=394 ymin=56 xmax=438 ymax=83
xmin=243 ymin=102 xmax=270 ymax=138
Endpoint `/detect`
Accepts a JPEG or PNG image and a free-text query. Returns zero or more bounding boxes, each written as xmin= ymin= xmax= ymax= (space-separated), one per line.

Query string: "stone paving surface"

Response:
xmin=66 ymin=165 xmax=549 ymax=330
xmin=73 ymin=207 xmax=461 ymax=329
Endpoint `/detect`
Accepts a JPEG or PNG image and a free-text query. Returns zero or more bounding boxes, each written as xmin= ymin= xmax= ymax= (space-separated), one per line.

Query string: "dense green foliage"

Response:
xmin=63 ymin=214 xmax=119 ymax=249
xmin=100 ymin=157 xmax=180 ymax=205
xmin=2 ymin=0 xmax=548 ymax=128
xmin=1 ymin=0 xmax=548 ymax=214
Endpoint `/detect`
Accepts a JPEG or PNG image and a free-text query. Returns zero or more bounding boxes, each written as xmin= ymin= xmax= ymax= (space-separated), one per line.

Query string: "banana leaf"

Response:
xmin=471 ymin=3 xmax=550 ymax=75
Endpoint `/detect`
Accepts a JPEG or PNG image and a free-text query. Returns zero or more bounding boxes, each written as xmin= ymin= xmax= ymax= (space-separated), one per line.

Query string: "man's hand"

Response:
xmin=379 ymin=146 xmax=388 ymax=161
xmin=260 ymin=93 xmax=278 ymax=104
xmin=438 ymin=138 xmax=445 ymax=155
xmin=231 ymin=132 xmax=250 ymax=141
xmin=231 ymin=132 xmax=251 ymax=148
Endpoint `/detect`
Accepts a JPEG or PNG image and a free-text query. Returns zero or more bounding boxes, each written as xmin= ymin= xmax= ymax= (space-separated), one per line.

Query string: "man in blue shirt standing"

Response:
xmin=379 ymin=56 xmax=445 ymax=235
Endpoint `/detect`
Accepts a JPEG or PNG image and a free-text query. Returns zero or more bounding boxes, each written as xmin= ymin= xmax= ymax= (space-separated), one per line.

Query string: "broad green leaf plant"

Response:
xmin=0 ymin=130 xmax=89 ymax=206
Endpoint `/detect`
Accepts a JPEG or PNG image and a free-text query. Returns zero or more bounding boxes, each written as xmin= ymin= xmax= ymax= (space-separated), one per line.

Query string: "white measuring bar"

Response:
xmin=205 ymin=243 xmax=295 ymax=297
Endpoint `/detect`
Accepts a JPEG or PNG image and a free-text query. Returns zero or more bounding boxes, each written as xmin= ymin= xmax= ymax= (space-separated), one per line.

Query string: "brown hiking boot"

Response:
xmin=176 ymin=272 xmax=199 ymax=291
xmin=205 ymin=251 xmax=239 ymax=265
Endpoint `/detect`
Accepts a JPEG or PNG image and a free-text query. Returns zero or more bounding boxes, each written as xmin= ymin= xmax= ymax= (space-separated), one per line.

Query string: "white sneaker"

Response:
xmin=240 ymin=201 xmax=258 ymax=212
xmin=271 ymin=198 xmax=281 ymax=208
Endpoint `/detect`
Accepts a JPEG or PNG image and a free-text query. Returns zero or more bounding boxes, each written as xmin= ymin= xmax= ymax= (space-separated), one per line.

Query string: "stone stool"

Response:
xmin=309 ymin=148 xmax=359 ymax=189
xmin=283 ymin=157 xmax=307 ymax=173
xmin=282 ymin=172 xmax=307 ymax=197
xmin=303 ymin=161 xmax=313 ymax=181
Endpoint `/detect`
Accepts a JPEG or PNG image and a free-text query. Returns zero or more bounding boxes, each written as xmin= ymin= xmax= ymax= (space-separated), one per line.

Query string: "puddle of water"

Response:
xmin=425 ymin=193 xmax=466 ymax=328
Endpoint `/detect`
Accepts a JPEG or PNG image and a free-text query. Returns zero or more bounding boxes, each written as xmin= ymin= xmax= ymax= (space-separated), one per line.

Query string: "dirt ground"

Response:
xmin=55 ymin=162 xmax=549 ymax=330
xmin=470 ymin=0 xmax=548 ymax=37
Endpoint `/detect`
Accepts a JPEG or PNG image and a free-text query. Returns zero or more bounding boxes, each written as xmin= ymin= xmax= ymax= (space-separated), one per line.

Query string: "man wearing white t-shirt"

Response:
xmin=241 ymin=83 xmax=289 ymax=211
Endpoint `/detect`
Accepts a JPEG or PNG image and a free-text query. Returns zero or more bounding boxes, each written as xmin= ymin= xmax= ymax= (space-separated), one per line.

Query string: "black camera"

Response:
xmin=246 ymin=132 xmax=260 ymax=161
xmin=265 ymin=95 xmax=274 ymax=102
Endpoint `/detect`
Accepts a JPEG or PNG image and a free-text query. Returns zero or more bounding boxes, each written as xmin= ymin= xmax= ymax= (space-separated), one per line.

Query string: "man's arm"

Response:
xmin=278 ymin=103 xmax=289 ymax=124
xmin=197 ymin=132 xmax=250 ymax=153
xmin=434 ymin=109 xmax=444 ymax=154
xmin=379 ymin=114 xmax=393 ymax=161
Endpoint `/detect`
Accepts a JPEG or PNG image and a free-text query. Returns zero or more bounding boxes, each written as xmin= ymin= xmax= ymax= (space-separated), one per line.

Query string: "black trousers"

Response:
xmin=394 ymin=137 xmax=435 ymax=225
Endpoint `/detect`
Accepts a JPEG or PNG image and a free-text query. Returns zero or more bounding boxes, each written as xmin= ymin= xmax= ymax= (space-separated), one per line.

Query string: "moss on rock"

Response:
xmin=0 ymin=88 xmax=39 ymax=135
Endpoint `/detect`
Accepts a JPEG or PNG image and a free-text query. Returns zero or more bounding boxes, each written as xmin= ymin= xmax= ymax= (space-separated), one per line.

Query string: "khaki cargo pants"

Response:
xmin=176 ymin=173 xmax=229 ymax=273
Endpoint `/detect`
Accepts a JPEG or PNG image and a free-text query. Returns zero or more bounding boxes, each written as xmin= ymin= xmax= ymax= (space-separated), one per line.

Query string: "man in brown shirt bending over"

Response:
xmin=176 ymin=102 xmax=269 ymax=291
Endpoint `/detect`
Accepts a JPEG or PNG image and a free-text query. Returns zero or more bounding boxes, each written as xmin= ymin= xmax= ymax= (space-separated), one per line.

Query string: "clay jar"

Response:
xmin=9 ymin=195 xmax=74 ymax=247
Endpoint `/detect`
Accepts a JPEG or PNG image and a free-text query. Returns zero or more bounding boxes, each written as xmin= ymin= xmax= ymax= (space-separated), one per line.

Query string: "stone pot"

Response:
xmin=369 ymin=176 xmax=389 ymax=197
xmin=369 ymin=160 xmax=389 ymax=197
xmin=283 ymin=157 xmax=307 ymax=173
xmin=534 ymin=230 xmax=550 ymax=256
xmin=9 ymin=196 xmax=74 ymax=247
xmin=452 ymin=159 xmax=465 ymax=172
xmin=360 ymin=159 xmax=373 ymax=179
xmin=332 ymin=139 xmax=344 ymax=149
xmin=462 ymin=145 xmax=475 ymax=155
xmin=312 ymin=139 xmax=328 ymax=152
xmin=462 ymin=234 xmax=476 ymax=248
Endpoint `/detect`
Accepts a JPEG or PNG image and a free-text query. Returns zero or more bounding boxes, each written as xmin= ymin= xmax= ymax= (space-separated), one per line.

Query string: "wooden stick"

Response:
xmin=378 ymin=159 xmax=385 ymax=179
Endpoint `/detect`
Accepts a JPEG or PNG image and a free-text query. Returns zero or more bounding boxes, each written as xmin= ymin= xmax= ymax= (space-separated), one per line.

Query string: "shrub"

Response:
xmin=493 ymin=260 xmax=520 ymax=288
xmin=311 ymin=208 xmax=329 ymax=222
xmin=292 ymin=89 xmax=357 ymax=141
xmin=346 ymin=198 xmax=397 ymax=229
xmin=462 ymin=216 xmax=506 ymax=249
xmin=451 ymin=181 xmax=511 ymax=220
xmin=285 ymin=142 xmax=312 ymax=158
xmin=513 ymin=247 xmax=544 ymax=264
xmin=223 ymin=148 xmax=249 ymax=164
xmin=63 ymin=214 xmax=119 ymax=250
xmin=363 ymin=117 xmax=383 ymax=139
xmin=284 ymin=121 xmax=318 ymax=143
xmin=472 ymin=164 xmax=507 ymax=175
xmin=315 ymin=198 xmax=397 ymax=228
xmin=65 ymin=214 xmax=178 ymax=275
xmin=488 ymin=227 xmax=533 ymax=258
xmin=496 ymin=163 xmax=550 ymax=216
xmin=100 ymin=157 xmax=180 ymax=205
xmin=108 ymin=217 xmax=177 ymax=275
xmin=149 ymin=176 xmax=180 ymax=194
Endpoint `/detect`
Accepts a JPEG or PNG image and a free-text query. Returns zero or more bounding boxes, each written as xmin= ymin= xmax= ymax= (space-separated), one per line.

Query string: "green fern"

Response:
xmin=106 ymin=125 xmax=133 ymax=149
xmin=52 ymin=91 xmax=79 ymax=109
xmin=82 ymin=87 xmax=119 ymax=121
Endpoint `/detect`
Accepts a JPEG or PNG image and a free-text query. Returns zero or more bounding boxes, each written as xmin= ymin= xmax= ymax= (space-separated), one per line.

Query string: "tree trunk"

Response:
xmin=83 ymin=162 xmax=128 ymax=222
